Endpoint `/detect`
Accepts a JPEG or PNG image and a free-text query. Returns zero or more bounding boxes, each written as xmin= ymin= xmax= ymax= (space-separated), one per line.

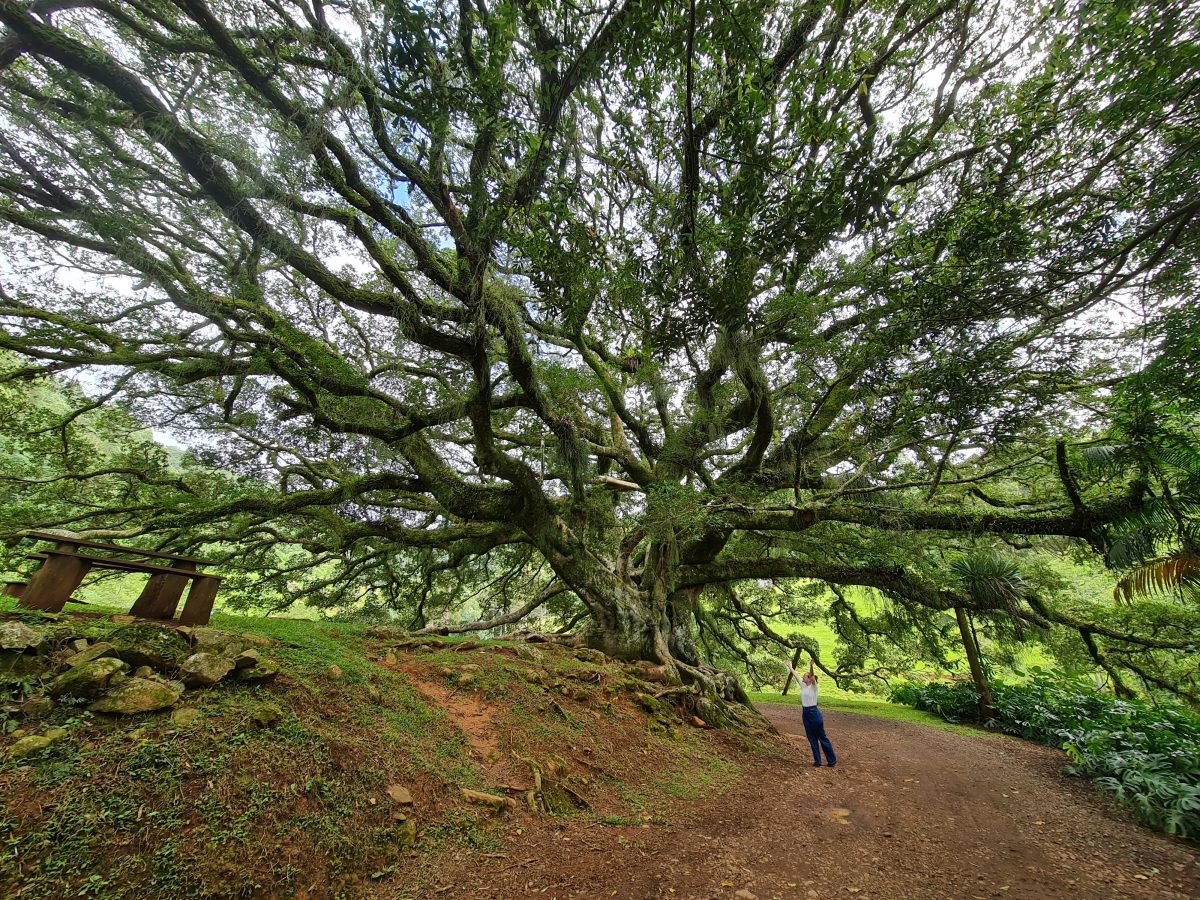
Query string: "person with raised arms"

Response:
xmin=799 ymin=656 xmax=836 ymax=768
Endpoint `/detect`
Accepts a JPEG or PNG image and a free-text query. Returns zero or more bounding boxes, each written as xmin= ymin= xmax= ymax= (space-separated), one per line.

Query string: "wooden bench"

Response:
xmin=17 ymin=532 xmax=221 ymax=625
xmin=4 ymin=579 xmax=88 ymax=605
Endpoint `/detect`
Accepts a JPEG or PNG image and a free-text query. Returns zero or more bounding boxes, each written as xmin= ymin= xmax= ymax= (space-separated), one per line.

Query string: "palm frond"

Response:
xmin=1114 ymin=551 xmax=1200 ymax=604
xmin=1117 ymin=497 xmax=1188 ymax=535
xmin=948 ymin=552 xmax=1029 ymax=635
xmin=1075 ymin=444 xmax=1129 ymax=476
xmin=1106 ymin=529 xmax=1160 ymax=569
xmin=949 ymin=554 xmax=1025 ymax=600
xmin=1152 ymin=439 xmax=1200 ymax=482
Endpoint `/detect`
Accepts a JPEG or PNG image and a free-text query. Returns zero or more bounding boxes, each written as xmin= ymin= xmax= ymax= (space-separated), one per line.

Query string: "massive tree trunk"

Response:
xmin=534 ymin=521 xmax=753 ymax=721
xmin=666 ymin=587 xmax=703 ymax=667
xmin=582 ymin=588 xmax=665 ymax=662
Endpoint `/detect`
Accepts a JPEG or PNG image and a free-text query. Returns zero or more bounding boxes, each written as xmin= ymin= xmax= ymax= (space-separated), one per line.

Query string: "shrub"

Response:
xmin=889 ymin=675 xmax=1200 ymax=840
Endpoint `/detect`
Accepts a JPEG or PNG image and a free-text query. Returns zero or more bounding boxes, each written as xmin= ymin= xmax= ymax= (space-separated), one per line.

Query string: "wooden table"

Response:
xmin=17 ymin=531 xmax=221 ymax=625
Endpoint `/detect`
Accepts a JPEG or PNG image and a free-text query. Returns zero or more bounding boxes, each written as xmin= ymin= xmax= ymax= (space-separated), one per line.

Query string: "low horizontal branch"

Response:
xmin=412 ymin=583 xmax=571 ymax=635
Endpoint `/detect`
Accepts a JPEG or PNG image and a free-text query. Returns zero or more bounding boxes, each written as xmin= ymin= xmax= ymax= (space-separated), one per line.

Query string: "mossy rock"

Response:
xmin=229 ymin=663 xmax=279 ymax=685
xmin=89 ymin=677 xmax=182 ymax=714
xmin=190 ymin=627 xmax=273 ymax=656
xmin=233 ymin=649 xmax=259 ymax=669
xmin=391 ymin=816 xmax=417 ymax=849
xmin=171 ymin=707 xmax=202 ymax=728
xmin=251 ymin=703 xmax=284 ymax=727
xmin=7 ymin=733 xmax=56 ymax=759
xmin=63 ymin=642 xmax=119 ymax=668
xmin=47 ymin=657 xmax=129 ymax=700
xmin=0 ymin=621 xmax=48 ymax=653
xmin=179 ymin=652 xmax=235 ymax=687
xmin=572 ymin=648 xmax=608 ymax=665
xmin=633 ymin=692 xmax=664 ymax=715
xmin=539 ymin=780 xmax=586 ymax=815
xmin=19 ymin=696 xmax=55 ymax=718
xmin=514 ymin=644 xmax=545 ymax=663
xmin=108 ymin=623 xmax=191 ymax=671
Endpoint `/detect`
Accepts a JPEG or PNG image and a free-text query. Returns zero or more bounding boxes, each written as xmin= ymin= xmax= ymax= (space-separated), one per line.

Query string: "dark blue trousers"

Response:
xmin=802 ymin=705 xmax=836 ymax=766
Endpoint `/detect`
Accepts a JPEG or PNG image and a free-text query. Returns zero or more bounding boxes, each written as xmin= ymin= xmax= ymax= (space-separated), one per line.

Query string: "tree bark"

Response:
xmin=781 ymin=646 xmax=803 ymax=695
xmin=955 ymin=606 xmax=995 ymax=720
xmin=583 ymin=594 xmax=663 ymax=661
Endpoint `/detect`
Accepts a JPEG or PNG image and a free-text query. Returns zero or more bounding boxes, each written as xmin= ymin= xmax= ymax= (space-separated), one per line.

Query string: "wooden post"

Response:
xmin=3 ymin=581 xmax=27 ymax=598
xmin=130 ymin=560 xmax=195 ymax=619
xmin=781 ymin=646 xmax=803 ymax=695
xmin=129 ymin=573 xmax=191 ymax=619
xmin=19 ymin=554 xmax=93 ymax=613
xmin=178 ymin=576 xmax=221 ymax=626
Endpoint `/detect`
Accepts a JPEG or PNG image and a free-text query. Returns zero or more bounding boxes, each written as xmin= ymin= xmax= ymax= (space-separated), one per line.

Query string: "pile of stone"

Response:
xmin=2 ymin=619 xmax=279 ymax=722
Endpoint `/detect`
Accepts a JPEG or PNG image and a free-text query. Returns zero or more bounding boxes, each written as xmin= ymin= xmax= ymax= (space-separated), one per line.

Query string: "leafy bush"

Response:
xmin=889 ymin=681 xmax=980 ymax=722
xmin=889 ymin=676 xmax=1200 ymax=840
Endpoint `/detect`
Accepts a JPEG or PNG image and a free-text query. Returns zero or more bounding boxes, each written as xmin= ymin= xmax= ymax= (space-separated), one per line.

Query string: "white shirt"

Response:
xmin=800 ymin=681 xmax=819 ymax=708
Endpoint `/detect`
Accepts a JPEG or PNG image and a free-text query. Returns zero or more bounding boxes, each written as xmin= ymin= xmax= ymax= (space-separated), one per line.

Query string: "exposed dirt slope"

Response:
xmin=423 ymin=705 xmax=1200 ymax=900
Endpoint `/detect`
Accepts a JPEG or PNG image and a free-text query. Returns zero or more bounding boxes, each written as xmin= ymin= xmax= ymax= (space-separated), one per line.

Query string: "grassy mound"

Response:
xmin=1 ymin=608 xmax=762 ymax=898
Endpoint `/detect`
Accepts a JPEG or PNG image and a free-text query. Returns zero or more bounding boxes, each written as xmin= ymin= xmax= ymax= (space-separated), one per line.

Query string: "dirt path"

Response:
xmin=421 ymin=706 xmax=1200 ymax=900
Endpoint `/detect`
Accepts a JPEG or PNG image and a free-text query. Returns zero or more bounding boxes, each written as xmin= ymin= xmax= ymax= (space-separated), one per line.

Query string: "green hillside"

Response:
xmin=1 ymin=604 xmax=760 ymax=899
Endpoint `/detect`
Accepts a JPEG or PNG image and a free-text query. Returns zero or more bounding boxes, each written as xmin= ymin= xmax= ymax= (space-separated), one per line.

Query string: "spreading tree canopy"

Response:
xmin=0 ymin=0 xmax=1197 ymax=704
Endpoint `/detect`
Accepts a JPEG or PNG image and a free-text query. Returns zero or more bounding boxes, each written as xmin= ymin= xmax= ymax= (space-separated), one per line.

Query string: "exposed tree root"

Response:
xmin=665 ymin=658 xmax=774 ymax=733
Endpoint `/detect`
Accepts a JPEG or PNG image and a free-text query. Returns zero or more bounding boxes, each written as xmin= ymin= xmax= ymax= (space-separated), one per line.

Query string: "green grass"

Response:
xmin=618 ymin=740 xmax=741 ymax=820
xmin=0 ymin=571 xmax=312 ymax=620
xmin=0 ymin=603 xmax=491 ymax=898
xmin=747 ymin=691 xmax=994 ymax=737
xmin=0 ymin=594 xmax=119 ymax=618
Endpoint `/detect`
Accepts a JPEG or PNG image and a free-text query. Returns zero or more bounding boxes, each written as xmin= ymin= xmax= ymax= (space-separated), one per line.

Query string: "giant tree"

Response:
xmin=0 ymin=0 xmax=1196 ymax=707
